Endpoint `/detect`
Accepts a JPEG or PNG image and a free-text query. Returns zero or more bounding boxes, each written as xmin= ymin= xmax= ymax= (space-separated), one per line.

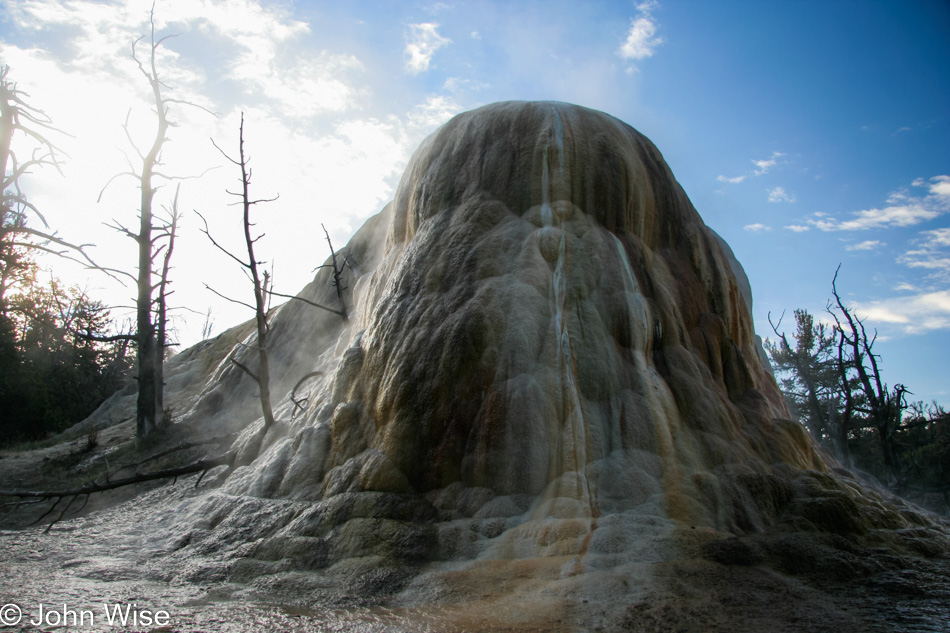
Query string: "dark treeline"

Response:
xmin=766 ymin=275 xmax=949 ymax=506
xmin=0 ymin=266 xmax=133 ymax=445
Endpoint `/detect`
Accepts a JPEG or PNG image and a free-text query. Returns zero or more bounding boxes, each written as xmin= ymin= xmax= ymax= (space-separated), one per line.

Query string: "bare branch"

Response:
xmin=265 ymin=289 xmax=347 ymax=318
xmin=97 ymin=171 xmax=138 ymax=203
xmin=162 ymin=97 xmax=218 ymax=117
xmin=290 ymin=371 xmax=323 ymax=418
xmin=210 ymin=136 xmax=241 ymax=166
xmin=76 ymin=330 xmax=138 ymax=344
xmin=203 ymin=283 xmax=256 ymax=311
xmin=152 ymin=164 xmax=219 ymax=182
xmin=195 ymin=209 xmax=251 ymax=269
xmin=229 ymin=356 xmax=260 ymax=384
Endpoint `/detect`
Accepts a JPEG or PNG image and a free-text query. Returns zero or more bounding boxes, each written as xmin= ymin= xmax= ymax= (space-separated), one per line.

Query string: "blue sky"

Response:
xmin=1 ymin=0 xmax=948 ymax=405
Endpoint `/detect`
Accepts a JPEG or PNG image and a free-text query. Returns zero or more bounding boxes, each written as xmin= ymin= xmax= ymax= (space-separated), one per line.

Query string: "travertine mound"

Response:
xmin=135 ymin=102 xmax=946 ymax=630
xmin=286 ymin=100 xmax=820 ymax=523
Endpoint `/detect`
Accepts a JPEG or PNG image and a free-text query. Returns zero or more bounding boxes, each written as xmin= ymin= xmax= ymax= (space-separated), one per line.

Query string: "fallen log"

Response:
xmin=1 ymin=452 xmax=236 ymax=531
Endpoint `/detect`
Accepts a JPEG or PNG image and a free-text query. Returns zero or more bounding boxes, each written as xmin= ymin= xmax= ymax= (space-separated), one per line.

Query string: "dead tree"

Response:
xmin=201 ymin=115 xmax=349 ymax=431
xmin=320 ymin=224 xmax=348 ymax=318
xmin=200 ymin=113 xmax=279 ymax=429
xmin=156 ymin=185 xmax=181 ymax=365
xmin=0 ymin=65 xmax=103 ymax=311
xmin=828 ymin=266 xmax=909 ymax=482
xmin=98 ymin=9 xmax=212 ymax=445
xmin=266 ymin=224 xmax=349 ymax=319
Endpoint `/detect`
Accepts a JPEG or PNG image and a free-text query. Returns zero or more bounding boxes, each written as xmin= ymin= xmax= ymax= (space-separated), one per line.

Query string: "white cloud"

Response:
xmin=407 ymin=94 xmax=464 ymax=129
xmin=5 ymin=0 xmax=364 ymax=120
xmin=898 ymin=227 xmax=950 ymax=280
xmin=854 ymin=290 xmax=950 ymax=334
xmin=767 ymin=186 xmax=795 ymax=203
xmin=918 ymin=227 xmax=950 ymax=248
xmin=618 ymin=1 xmax=663 ymax=65
xmin=752 ymin=151 xmax=784 ymax=176
xmin=743 ymin=223 xmax=772 ymax=232
xmin=717 ymin=174 xmax=746 ymax=184
xmin=404 ymin=22 xmax=451 ymax=74
xmin=784 ymin=225 xmax=810 ymax=232
xmin=231 ymin=52 xmax=364 ymax=118
xmin=845 ymin=240 xmax=884 ymax=251
xmin=717 ymin=151 xmax=786 ymax=184
xmin=840 ymin=205 xmax=938 ymax=229
xmin=810 ymin=175 xmax=950 ymax=231
xmin=929 ymin=174 xmax=950 ymax=197
xmin=443 ymin=76 xmax=488 ymax=93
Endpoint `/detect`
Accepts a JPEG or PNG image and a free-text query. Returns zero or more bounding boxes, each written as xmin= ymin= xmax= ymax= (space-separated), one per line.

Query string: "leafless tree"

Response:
xmin=266 ymin=223 xmax=349 ymax=320
xmin=200 ymin=113 xmax=348 ymax=431
xmin=828 ymin=266 xmax=909 ymax=481
xmin=199 ymin=113 xmax=279 ymax=429
xmin=96 ymin=8 xmax=212 ymax=445
xmin=0 ymin=65 xmax=103 ymax=311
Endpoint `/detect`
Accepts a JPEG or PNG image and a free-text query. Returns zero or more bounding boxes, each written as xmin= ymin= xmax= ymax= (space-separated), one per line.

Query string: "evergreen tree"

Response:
xmin=766 ymin=309 xmax=854 ymax=466
xmin=0 ymin=268 xmax=132 ymax=445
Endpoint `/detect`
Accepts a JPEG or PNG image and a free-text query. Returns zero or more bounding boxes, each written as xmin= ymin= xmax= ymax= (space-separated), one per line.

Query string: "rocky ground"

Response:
xmin=1 ymin=428 xmax=949 ymax=632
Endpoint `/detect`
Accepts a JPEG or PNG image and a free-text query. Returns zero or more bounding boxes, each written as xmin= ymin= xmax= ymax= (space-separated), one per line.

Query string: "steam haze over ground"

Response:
xmin=0 ymin=0 xmax=947 ymax=403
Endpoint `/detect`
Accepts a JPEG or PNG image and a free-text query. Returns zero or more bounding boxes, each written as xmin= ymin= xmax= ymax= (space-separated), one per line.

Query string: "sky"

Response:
xmin=1 ymin=0 xmax=948 ymax=406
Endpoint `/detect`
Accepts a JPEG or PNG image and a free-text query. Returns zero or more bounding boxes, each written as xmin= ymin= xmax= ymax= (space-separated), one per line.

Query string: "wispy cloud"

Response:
xmin=443 ymin=76 xmax=488 ymax=93
xmin=618 ymin=0 xmax=664 ymax=70
xmin=752 ymin=151 xmax=784 ymax=176
xmin=784 ymin=225 xmax=811 ymax=232
xmin=405 ymin=22 xmax=451 ymax=74
xmin=810 ymin=175 xmax=950 ymax=231
xmin=717 ymin=174 xmax=746 ymax=184
xmin=845 ymin=240 xmax=884 ymax=251
xmin=718 ymin=151 xmax=786 ymax=184
xmin=743 ymin=223 xmax=772 ymax=232
xmin=898 ymin=227 xmax=950 ymax=281
xmin=768 ymin=186 xmax=795 ymax=203
xmin=853 ymin=290 xmax=950 ymax=334
xmin=407 ymin=94 xmax=464 ymax=128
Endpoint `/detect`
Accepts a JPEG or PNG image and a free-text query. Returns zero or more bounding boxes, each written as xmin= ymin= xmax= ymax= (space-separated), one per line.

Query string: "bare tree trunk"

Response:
xmin=132 ymin=18 xmax=172 ymax=444
xmin=202 ymin=114 xmax=277 ymax=430
xmin=237 ymin=118 xmax=276 ymax=430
